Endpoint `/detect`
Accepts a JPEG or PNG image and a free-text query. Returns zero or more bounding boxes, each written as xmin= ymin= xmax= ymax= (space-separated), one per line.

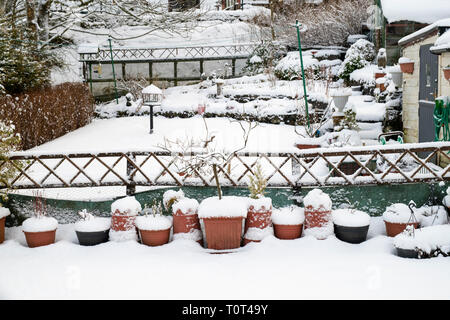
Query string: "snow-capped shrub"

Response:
xmin=243 ymin=41 xmax=286 ymax=76
xmin=274 ymin=52 xmax=320 ymax=80
xmin=338 ymin=39 xmax=375 ymax=84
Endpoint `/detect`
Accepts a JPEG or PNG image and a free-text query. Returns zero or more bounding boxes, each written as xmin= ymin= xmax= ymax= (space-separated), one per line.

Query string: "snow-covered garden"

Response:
xmin=1 ymin=0 xmax=450 ymax=302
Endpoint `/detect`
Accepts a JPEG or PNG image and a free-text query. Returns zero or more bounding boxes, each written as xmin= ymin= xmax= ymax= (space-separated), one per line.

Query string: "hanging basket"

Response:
xmin=399 ymin=61 xmax=414 ymax=74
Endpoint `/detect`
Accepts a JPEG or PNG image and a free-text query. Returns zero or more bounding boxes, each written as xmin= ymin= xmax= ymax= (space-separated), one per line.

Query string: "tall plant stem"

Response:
xmin=212 ymin=164 xmax=222 ymax=200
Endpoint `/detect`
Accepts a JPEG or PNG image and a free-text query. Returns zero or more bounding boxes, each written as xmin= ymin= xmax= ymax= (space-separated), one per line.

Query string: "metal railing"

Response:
xmin=79 ymin=43 xmax=260 ymax=62
xmin=2 ymin=142 xmax=450 ymax=195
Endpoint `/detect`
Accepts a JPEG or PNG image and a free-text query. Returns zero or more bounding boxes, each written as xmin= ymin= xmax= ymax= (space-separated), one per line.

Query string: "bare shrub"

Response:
xmin=0 ymin=83 xmax=94 ymax=150
xmin=274 ymin=0 xmax=372 ymax=47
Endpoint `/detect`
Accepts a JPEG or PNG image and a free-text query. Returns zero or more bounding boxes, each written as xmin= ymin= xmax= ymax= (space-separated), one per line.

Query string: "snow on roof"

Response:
xmin=381 ymin=0 xmax=450 ymax=24
xmin=431 ymin=29 xmax=450 ymax=53
xmin=399 ymin=18 xmax=450 ymax=46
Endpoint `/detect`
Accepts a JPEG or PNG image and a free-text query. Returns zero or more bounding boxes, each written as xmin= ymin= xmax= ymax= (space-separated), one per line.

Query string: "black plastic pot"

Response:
xmin=76 ymin=229 xmax=110 ymax=246
xmin=396 ymin=247 xmax=419 ymax=259
xmin=334 ymin=224 xmax=369 ymax=244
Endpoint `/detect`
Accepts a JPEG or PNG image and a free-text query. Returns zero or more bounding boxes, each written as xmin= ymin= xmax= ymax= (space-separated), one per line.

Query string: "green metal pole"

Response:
xmin=294 ymin=20 xmax=310 ymax=130
xmin=108 ymin=38 xmax=119 ymax=104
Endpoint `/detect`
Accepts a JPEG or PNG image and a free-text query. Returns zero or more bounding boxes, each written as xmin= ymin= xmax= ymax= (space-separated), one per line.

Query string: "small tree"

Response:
xmin=247 ymin=163 xmax=268 ymax=199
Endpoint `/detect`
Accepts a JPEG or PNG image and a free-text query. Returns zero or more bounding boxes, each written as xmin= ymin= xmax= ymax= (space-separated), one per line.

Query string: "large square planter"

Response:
xmin=202 ymin=217 xmax=243 ymax=250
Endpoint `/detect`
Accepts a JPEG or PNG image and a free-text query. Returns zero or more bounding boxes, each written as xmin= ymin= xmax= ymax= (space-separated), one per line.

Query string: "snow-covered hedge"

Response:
xmin=0 ymin=83 xmax=94 ymax=150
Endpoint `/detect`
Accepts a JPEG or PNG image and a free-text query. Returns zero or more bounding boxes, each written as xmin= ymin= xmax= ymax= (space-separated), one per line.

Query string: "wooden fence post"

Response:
xmin=126 ymin=153 xmax=136 ymax=196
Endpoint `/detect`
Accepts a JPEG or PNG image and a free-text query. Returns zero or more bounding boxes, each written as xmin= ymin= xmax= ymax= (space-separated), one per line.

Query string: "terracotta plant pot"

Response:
xmin=304 ymin=206 xmax=332 ymax=230
xmin=296 ymin=144 xmax=320 ymax=150
xmin=138 ymin=228 xmax=171 ymax=246
xmin=0 ymin=217 xmax=5 ymax=244
xmin=244 ymin=207 xmax=272 ymax=233
xmin=384 ymin=221 xmax=420 ymax=237
xmin=202 ymin=217 xmax=243 ymax=250
xmin=111 ymin=214 xmax=136 ymax=232
xmin=374 ymin=72 xmax=386 ymax=79
xmin=243 ymin=238 xmax=261 ymax=245
xmin=399 ymin=62 xmax=414 ymax=74
xmin=76 ymin=229 xmax=110 ymax=246
xmin=334 ymin=224 xmax=369 ymax=244
xmin=173 ymin=210 xmax=201 ymax=234
xmin=444 ymin=68 xmax=450 ymax=81
xmin=23 ymin=229 xmax=56 ymax=248
xmin=376 ymin=82 xmax=386 ymax=92
xmin=273 ymin=223 xmax=303 ymax=240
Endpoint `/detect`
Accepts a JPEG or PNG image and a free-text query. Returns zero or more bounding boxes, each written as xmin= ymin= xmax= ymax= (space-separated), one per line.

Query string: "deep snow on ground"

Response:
xmin=2 ymin=216 xmax=450 ymax=299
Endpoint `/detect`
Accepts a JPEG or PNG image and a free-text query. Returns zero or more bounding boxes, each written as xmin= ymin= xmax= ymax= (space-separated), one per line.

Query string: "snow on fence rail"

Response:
xmin=2 ymin=142 xmax=450 ymax=195
xmin=79 ymin=43 xmax=260 ymax=62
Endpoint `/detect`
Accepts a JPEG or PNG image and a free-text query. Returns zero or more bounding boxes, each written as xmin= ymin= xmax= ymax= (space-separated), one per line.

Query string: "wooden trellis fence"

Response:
xmin=79 ymin=42 xmax=260 ymax=94
xmin=2 ymin=142 xmax=450 ymax=195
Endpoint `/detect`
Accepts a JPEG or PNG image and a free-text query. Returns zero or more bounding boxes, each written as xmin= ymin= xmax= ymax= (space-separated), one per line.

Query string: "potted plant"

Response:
xmin=171 ymin=197 xmax=203 ymax=246
xmin=74 ymin=209 xmax=111 ymax=246
xmin=243 ymin=226 xmax=274 ymax=245
xmin=382 ymin=201 xmax=420 ymax=237
xmin=22 ymin=195 xmax=58 ymax=248
xmin=198 ymin=196 xmax=248 ymax=250
xmin=393 ymin=224 xmax=450 ymax=259
xmin=245 ymin=163 xmax=272 ymax=233
xmin=398 ymin=57 xmax=414 ymax=74
xmin=135 ymin=200 xmax=172 ymax=246
xmin=332 ymin=203 xmax=371 ymax=244
xmin=271 ymin=205 xmax=304 ymax=240
xmin=443 ymin=65 xmax=450 ymax=81
xmin=0 ymin=205 xmax=10 ymax=244
xmin=303 ymin=188 xmax=334 ymax=240
xmin=109 ymin=196 xmax=142 ymax=242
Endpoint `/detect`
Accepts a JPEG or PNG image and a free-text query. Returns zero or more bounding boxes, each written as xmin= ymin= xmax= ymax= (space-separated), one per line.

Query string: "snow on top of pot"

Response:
xmin=330 ymin=87 xmax=352 ymax=97
xmin=75 ymin=217 xmax=111 ymax=232
xmin=111 ymin=196 xmax=142 ymax=216
xmin=172 ymin=198 xmax=199 ymax=215
xmin=303 ymin=189 xmax=332 ymax=211
xmin=0 ymin=207 xmax=10 ymax=219
xmin=332 ymin=209 xmax=370 ymax=227
xmin=198 ymin=196 xmax=248 ymax=219
xmin=248 ymin=197 xmax=272 ymax=212
xmin=398 ymin=57 xmax=413 ymax=64
xmin=393 ymin=224 xmax=450 ymax=254
xmin=163 ymin=189 xmax=185 ymax=210
xmin=22 ymin=216 xmax=58 ymax=233
xmin=135 ymin=214 xmax=172 ymax=231
xmin=173 ymin=229 xmax=202 ymax=241
xmin=271 ymin=206 xmax=305 ymax=225
xmin=414 ymin=205 xmax=448 ymax=227
xmin=382 ymin=203 xmax=417 ymax=224
xmin=244 ymin=226 xmax=274 ymax=241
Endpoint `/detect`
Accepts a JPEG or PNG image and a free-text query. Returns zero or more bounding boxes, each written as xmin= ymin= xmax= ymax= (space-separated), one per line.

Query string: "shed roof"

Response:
xmin=399 ymin=18 xmax=450 ymax=47
xmin=380 ymin=0 xmax=450 ymax=24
